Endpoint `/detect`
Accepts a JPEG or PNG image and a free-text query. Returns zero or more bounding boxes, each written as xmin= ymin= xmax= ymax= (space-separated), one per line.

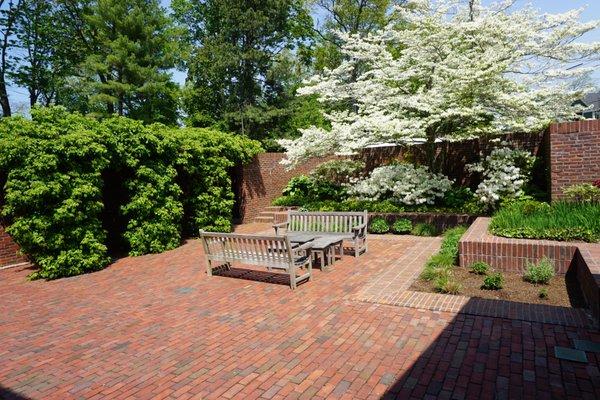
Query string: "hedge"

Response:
xmin=0 ymin=107 xmax=261 ymax=279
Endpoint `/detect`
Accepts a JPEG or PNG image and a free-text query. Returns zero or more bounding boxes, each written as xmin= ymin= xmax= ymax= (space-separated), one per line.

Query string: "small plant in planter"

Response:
xmin=411 ymin=223 xmax=437 ymax=236
xmin=470 ymin=261 xmax=489 ymax=275
xmin=420 ymin=253 xmax=455 ymax=281
xmin=538 ymin=288 xmax=549 ymax=299
xmin=369 ymin=217 xmax=390 ymax=234
xmin=482 ymin=272 xmax=504 ymax=290
xmin=392 ymin=218 xmax=412 ymax=234
xmin=434 ymin=273 xmax=462 ymax=294
xmin=523 ymin=257 xmax=555 ymax=284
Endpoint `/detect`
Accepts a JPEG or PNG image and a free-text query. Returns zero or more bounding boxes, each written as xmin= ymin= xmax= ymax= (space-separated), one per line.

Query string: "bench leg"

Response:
xmin=307 ymin=259 xmax=313 ymax=281
xmin=206 ymin=259 xmax=213 ymax=276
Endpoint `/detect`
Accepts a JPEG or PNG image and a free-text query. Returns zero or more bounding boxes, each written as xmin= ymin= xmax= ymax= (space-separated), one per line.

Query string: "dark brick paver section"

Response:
xmin=1 ymin=224 xmax=599 ymax=399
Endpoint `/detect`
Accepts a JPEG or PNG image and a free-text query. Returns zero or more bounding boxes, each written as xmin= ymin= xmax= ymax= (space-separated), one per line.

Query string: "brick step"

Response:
xmin=254 ymin=215 xmax=275 ymax=223
xmin=264 ymin=206 xmax=291 ymax=212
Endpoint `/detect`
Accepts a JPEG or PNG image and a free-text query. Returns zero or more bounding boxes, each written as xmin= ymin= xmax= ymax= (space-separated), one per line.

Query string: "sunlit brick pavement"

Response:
xmin=1 ymin=224 xmax=599 ymax=399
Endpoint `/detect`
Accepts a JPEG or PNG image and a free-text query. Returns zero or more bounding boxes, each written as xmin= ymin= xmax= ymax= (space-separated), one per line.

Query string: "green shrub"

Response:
xmin=411 ymin=222 xmax=437 ymax=236
xmin=392 ymin=218 xmax=412 ymax=234
xmin=482 ymin=272 xmax=504 ymax=290
xmin=281 ymin=173 xmax=347 ymax=202
xmin=369 ymin=217 xmax=390 ymax=234
xmin=523 ymin=257 xmax=555 ymax=284
xmin=0 ymin=107 xmax=261 ymax=279
xmin=434 ymin=273 xmax=462 ymax=294
xmin=539 ymin=288 xmax=548 ymax=299
xmin=439 ymin=226 xmax=467 ymax=261
xmin=470 ymin=261 xmax=489 ymax=275
xmin=272 ymin=195 xmax=304 ymax=206
xmin=563 ymin=183 xmax=600 ymax=203
xmin=490 ymin=201 xmax=600 ymax=243
xmin=282 ymin=175 xmax=314 ymax=198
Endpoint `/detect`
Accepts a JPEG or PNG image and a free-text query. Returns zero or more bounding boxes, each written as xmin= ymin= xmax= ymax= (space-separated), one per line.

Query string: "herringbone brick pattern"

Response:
xmin=1 ymin=226 xmax=599 ymax=399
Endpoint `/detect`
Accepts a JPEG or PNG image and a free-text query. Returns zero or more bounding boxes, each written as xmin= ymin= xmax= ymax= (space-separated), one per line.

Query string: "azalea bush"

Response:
xmin=349 ymin=164 xmax=452 ymax=206
xmin=0 ymin=107 xmax=261 ymax=278
xmin=467 ymin=146 xmax=535 ymax=208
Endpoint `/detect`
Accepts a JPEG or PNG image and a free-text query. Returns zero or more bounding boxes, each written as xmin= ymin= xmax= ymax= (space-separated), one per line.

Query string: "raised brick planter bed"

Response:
xmin=459 ymin=217 xmax=600 ymax=324
xmin=459 ymin=218 xmax=579 ymax=274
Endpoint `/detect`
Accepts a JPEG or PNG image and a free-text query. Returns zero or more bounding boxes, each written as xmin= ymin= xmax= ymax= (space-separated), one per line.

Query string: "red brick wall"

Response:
xmin=237 ymin=153 xmax=335 ymax=222
xmin=237 ymin=132 xmax=546 ymax=223
xmin=0 ymin=224 xmax=28 ymax=268
xmin=550 ymin=120 xmax=600 ymax=200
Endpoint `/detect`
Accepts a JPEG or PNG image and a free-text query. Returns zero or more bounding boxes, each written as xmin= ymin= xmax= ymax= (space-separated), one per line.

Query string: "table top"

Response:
xmin=310 ymin=236 xmax=345 ymax=250
xmin=287 ymin=233 xmax=320 ymax=244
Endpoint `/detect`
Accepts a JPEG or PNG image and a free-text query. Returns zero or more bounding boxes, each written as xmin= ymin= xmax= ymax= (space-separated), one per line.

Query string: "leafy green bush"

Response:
xmin=411 ymin=223 xmax=437 ymax=236
xmin=563 ymin=183 xmax=600 ymax=203
xmin=392 ymin=218 xmax=412 ymax=234
xmin=272 ymin=195 xmax=304 ymax=206
xmin=282 ymin=175 xmax=314 ymax=198
xmin=470 ymin=261 xmax=489 ymax=275
xmin=490 ymin=201 xmax=600 ymax=242
xmin=0 ymin=107 xmax=261 ymax=279
xmin=369 ymin=217 xmax=390 ymax=234
xmin=0 ymin=109 xmax=111 ymax=279
xmin=539 ymin=288 xmax=548 ymax=299
xmin=482 ymin=272 xmax=504 ymax=290
xmin=523 ymin=257 xmax=555 ymax=284
xmin=281 ymin=174 xmax=346 ymax=202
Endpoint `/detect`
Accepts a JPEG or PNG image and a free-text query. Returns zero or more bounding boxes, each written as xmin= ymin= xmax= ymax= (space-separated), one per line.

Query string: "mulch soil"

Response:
xmin=410 ymin=266 xmax=587 ymax=308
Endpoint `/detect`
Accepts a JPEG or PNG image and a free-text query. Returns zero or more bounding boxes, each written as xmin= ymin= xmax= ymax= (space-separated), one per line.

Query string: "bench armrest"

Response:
xmin=352 ymin=223 xmax=368 ymax=238
xmin=273 ymin=221 xmax=289 ymax=235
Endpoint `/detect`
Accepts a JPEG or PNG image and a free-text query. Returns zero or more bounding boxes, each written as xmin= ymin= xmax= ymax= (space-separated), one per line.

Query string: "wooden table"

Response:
xmin=309 ymin=236 xmax=344 ymax=271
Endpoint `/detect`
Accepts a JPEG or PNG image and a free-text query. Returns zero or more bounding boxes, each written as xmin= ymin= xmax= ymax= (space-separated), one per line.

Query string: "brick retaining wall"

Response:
xmin=550 ymin=120 xmax=600 ymax=199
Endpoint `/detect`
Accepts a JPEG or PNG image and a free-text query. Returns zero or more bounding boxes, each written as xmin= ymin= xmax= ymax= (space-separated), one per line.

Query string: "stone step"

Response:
xmin=254 ymin=215 xmax=275 ymax=223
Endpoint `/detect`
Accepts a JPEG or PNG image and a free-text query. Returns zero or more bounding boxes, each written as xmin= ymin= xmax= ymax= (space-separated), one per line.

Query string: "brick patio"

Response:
xmin=1 ymin=225 xmax=599 ymax=400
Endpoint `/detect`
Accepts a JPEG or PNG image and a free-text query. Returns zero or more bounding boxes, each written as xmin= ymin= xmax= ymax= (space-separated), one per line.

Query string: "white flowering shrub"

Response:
xmin=349 ymin=164 xmax=452 ymax=205
xmin=468 ymin=146 xmax=535 ymax=207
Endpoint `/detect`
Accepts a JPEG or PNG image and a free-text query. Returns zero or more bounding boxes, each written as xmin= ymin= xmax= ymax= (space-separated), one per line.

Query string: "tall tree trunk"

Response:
xmin=0 ymin=76 xmax=10 ymax=116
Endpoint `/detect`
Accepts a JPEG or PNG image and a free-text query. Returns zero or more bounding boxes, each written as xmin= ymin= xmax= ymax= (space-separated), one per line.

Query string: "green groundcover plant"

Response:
xmin=0 ymin=107 xmax=261 ymax=279
xmin=490 ymin=201 xmax=600 ymax=243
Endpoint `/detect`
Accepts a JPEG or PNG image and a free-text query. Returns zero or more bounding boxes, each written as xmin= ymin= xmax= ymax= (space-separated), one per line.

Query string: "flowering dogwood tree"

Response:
xmin=280 ymin=0 xmax=600 ymax=167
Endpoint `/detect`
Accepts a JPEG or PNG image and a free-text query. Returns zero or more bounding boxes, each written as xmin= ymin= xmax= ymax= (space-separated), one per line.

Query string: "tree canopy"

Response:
xmin=280 ymin=0 xmax=600 ymax=167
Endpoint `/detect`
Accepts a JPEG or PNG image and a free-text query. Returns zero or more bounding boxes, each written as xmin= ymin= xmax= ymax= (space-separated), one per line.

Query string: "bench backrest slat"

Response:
xmin=287 ymin=211 xmax=368 ymax=234
xmin=200 ymin=231 xmax=294 ymax=269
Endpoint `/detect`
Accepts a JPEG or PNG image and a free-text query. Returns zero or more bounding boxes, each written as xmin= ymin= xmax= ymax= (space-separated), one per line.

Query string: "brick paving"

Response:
xmin=1 ymin=225 xmax=599 ymax=399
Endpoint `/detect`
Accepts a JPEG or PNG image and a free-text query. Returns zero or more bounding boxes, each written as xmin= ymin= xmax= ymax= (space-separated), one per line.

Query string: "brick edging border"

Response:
xmin=360 ymin=290 xmax=594 ymax=328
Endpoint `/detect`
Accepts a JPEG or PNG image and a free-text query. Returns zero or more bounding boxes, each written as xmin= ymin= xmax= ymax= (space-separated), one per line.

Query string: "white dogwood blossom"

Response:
xmin=467 ymin=145 xmax=535 ymax=206
xmin=349 ymin=164 xmax=452 ymax=205
xmin=281 ymin=0 xmax=600 ymax=166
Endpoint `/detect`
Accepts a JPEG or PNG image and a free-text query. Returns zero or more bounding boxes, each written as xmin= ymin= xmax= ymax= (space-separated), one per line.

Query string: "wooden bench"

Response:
xmin=274 ymin=211 xmax=368 ymax=257
xmin=199 ymin=231 xmax=313 ymax=289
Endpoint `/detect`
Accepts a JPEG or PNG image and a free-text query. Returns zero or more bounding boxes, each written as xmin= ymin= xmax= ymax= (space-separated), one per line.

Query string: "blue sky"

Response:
xmin=7 ymin=0 xmax=600 ymax=114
